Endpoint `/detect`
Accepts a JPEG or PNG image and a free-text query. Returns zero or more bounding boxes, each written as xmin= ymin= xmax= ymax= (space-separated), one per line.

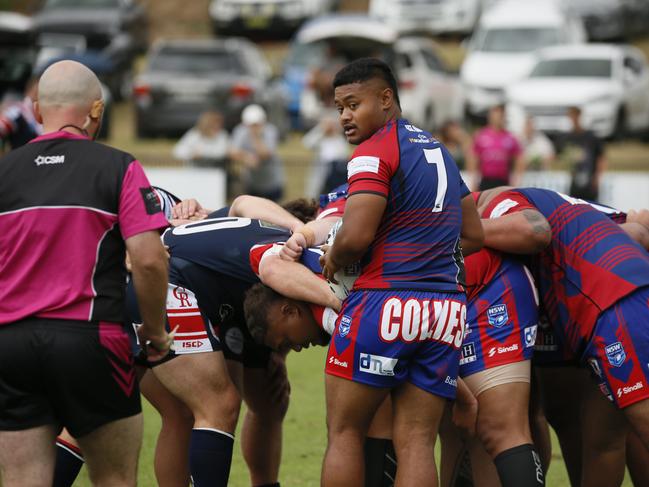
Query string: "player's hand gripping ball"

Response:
xmin=324 ymin=219 xmax=360 ymax=300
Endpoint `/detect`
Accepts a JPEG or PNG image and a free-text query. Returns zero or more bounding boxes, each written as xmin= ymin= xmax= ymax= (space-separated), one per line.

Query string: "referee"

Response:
xmin=0 ymin=60 xmax=171 ymax=486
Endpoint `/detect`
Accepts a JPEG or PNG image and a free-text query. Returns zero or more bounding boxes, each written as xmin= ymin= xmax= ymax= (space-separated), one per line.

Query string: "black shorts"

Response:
xmin=0 ymin=318 xmax=141 ymax=438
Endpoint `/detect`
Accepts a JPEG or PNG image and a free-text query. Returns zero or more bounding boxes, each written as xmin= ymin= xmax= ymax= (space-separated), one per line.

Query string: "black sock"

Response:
xmin=53 ymin=438 xmax=85 ymax=487
xmin=494 ymin=444 xmax=545 ymax=487
xmin=189 ymin=428 xmax=234 ymax=487
xmin=364 ymin=437 xmax=397 ymax=487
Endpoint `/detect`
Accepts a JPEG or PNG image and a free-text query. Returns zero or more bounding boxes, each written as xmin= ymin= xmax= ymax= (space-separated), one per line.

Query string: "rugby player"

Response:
xmin=477 ymin=187 xmax=649 ymax=486
xmin=319 ymin=58 xmax=483 ymax=486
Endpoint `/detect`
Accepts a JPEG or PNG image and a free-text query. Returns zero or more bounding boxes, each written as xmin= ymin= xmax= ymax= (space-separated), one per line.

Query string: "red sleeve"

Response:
xmin=481 ymin=190 xmax=535 ymax=219
xmin=249 ymin=243 xmax=278 ymax=276
xmin=316 ymin=198 xmax=346 ymax=220
xmin=347 ymin=130 xmax=399 ymax=198
xmin=118 ymin=161 xmax=169 ymax=239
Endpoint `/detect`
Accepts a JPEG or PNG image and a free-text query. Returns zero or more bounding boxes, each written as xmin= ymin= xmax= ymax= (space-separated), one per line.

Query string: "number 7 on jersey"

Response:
xmin=424 ymin=147 xmax=448 ymax=213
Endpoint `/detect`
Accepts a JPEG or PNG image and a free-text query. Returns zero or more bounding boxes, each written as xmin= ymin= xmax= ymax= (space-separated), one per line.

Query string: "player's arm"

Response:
xmin=481 ymin=209 xmax=551 ymax=254
xmin=460 ymin=194 xmax=484 ymax=256
xmin=229 ymin=194 xmax=304 ymax=232
xmin=126 ymin=231 xmax=171 ymax=359
xmin=259 ymin=253 xmax=341 ymax=311
xmin=321 ymin=193 xmax=386 ymax=281
xmin=281 ymin=217 xmax=340 ymax=261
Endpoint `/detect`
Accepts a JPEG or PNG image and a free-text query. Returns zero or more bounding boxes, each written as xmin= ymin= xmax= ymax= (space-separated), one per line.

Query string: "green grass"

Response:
xmin=72 ymin=346 xmax=633 ymax=486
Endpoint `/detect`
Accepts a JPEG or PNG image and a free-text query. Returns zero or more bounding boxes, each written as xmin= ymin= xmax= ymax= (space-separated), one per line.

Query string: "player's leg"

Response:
xmin=139 ymin=368 xmax=193 ymax=487
xmin=536 ymin=365 xmax=585 ymax=486
xmin=153 ymin=352 xmax=241 ymax=487
xmin=391 ymin=381 xmax=446 ymax=486
xmin=626 ymin=430 xmax=649 ymax=486
xmin=528 ymin=370 xmax=552 ymax=474
xmin=322 ymin=374 xmax=389 ymax=486
xmin=76 ymin=413 xmax=143 ymax=486
xmin=241 ymin=351 xmax=289 ymax=487
xmin=0 ymin=425 xmax=58 ymax=487
xmin=465 ymin=362 xmax=544 ymax=487
xmin=439 ymin=405 xmax=482 ymax=487
xmin=578 ymin=374 xmax=627 ymax=487
xmin=365 ymin=397 xmax=396 ymax=487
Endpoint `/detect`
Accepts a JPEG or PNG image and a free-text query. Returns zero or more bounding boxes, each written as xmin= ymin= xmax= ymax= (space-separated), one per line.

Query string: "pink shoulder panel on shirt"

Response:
xmin=119 ymin=161 xmax=168 ymax=239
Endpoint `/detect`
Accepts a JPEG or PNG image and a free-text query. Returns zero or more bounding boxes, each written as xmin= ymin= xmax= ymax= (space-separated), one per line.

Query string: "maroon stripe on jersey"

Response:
xmin=570 ymin=220 xmax=620 ymax=257
xmin=547 ymin=203 xmax=592 ymax=234
xmin=599 ymin=246 xmax=647 ymax=271
xmin=0 ymin=207 xmax=117 ymax=324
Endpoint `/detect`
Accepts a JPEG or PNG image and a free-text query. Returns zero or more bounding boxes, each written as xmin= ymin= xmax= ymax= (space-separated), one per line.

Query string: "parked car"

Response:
xmin=561 ymin=0 xmax=626 ymax=41
xmin=133 ymin=38 xmax=288 ymax=138
xmin=506 ymin=44 xmax=649 ymax=139
xmin=209 ymin=0 xmax=338 ymax=37
xmin=0 ymin=13 xmax=36 ymax=100
xmin=32 ymin=0 xmax=148 ymax=100
xmin=460 ymin=0 xmax=586 ymax=118
xmin=369 ymin=0 xmax=481 ymax=36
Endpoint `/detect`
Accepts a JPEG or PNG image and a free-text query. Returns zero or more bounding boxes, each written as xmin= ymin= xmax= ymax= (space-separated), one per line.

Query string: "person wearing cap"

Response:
xmin=0 ymin=60 xmax=171 ymax=486
xmin=229 ymin=104 xmax=285 ymax=201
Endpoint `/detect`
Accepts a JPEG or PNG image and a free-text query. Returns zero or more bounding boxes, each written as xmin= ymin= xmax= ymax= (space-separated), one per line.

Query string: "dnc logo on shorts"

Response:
xmin=605 ymin=342 xmax=626 ymax=368
xmin=338 ymin=315 xmax=352 ymax=338
xmin=487 ymin=304 xmax=509 ymax=328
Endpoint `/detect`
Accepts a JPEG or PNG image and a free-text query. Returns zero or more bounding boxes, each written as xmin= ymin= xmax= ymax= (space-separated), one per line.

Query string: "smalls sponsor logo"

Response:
xmin=404 ymin=124 xmax=423 ymax=132
xmin=328 ymin=356 xmax=348 ymax=368
xmin=617 ymin=381 xmax=644 ymax=398
xmin=460 ymin=342 xmax=476 ymax=365
xmin=408 ymin=134 xmax=433 ymax=144
xmin=488 ymin=343 xmax=519 ymax=358
xmin=605 ymin=342 xmax=626 ymax=368
xmin=524 ymin=325 xmax=537 ymax=348
xmin=487 ymin=304 xmax=509 ymax=328
xmin=359 ymin=353 xmax=397 ymax=376
xmin=444 ymin=376 xmax=457 ymax=387
xmin=338 ymin=315 xmax=352 ymax=338
xmin=35 ymin=154 xmax=65 ymax=166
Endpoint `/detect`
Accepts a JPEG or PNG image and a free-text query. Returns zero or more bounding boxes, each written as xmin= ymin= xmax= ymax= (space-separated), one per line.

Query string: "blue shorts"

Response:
xmin=325 ymin=289 xmax=466 ymax=399
xmin=460 ymin=264 xmax=538 ymax=377
xmin=584 ymin=287 xmax=649 ymax=408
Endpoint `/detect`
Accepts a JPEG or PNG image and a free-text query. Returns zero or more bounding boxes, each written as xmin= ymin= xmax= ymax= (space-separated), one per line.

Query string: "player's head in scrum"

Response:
xmin=244 ymin=283 xmax=330 ymax=354
xmin=333 ymin=57 xmax=401 ymax=145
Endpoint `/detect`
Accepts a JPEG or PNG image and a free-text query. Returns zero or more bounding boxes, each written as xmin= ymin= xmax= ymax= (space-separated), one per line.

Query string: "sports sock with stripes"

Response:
xmin=494 ymin=443 xmax=545 ymax=487
xmin=53 ymin=438 xmax=85 ymax=487
xmin=189 ymin=428 xmax=234 ymax=487
xmin=364 ymin=437 xmax=397 ymax=487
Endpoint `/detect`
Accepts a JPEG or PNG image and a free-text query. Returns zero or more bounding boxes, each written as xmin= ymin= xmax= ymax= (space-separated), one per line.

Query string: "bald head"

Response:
xmin=38 ymin=60 xmax=102 ymax=111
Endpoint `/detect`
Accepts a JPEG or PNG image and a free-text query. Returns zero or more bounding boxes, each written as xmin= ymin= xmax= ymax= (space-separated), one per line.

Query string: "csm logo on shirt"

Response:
xmin=35 ymin=155 xmax=65 ymax=166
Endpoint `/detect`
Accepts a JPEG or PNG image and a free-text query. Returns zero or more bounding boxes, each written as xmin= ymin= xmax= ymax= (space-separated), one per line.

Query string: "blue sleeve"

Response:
xmin=299 ymin=247 xmax=324 ymax=274
xmin=208 ymin=206 xmax=230 ymax=218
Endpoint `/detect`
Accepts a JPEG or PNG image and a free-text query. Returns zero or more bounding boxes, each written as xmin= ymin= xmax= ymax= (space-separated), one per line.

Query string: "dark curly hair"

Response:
xmin=282 ymin=198 xmax=319 ymax=223
xmin=244 ymin=283 xmax=284 ymax=345
xmin=333 ymin=57 xmax=401 ymax=109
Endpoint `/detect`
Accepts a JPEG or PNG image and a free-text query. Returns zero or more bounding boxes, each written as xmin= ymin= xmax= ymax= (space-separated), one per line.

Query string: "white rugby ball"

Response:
xmin=325 ymin=219 xmax=360 ymax=300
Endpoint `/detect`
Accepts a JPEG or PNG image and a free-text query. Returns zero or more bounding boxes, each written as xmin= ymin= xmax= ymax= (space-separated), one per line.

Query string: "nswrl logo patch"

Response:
xmin=487 ymin=304 xmax=509 ymax=328
xmin=605 ymin=342 xmax=626 ymax=368
xmin=338 ymin=315 xmax=352 ymax=338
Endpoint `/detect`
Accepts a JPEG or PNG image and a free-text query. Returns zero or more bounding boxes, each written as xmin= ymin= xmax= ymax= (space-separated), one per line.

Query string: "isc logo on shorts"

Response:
xmin=359 ymin=353 xmax=397 ymax=376
xmin=379 ymin=297 xmax=465 ymax=349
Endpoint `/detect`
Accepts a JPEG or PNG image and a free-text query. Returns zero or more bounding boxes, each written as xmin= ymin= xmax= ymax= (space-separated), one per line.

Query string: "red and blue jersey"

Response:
xmin=347 ymin=119 xmax=469 ymax=293
xmin=483 ymin=188 xmax=649 ymax=355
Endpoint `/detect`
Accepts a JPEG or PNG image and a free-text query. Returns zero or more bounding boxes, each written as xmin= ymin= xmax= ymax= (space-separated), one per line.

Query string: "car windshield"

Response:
xmin=45 ymin=0 xmax=120 ymax=7
xmin=530 ymin=58 xmax=612 ymax=78
xmin=150 ymin=48 xmax=246 ymax=74
xmin=285 ymin=41 xmax=328 ymax=68
xmin=475 ymin=28 xmax=560 ymax=53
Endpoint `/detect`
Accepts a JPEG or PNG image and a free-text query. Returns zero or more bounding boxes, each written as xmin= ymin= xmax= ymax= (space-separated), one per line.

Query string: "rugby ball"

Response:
xmin=324 ymin=219 xmax=360 ymax=300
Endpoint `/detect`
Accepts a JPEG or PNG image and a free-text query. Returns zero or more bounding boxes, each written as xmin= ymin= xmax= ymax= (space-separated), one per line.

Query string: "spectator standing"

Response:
xmin=520 ymin=116 xmax=555 ymax=171
xmin=559 ymin=106 xmax=606 ymax=201
xmin=438 ymin=119 xmax=472 ymax=171
xmin=0 ymin=77 xmax=42 ymax=150
xmin=0 ymin=61 xmax=171 ymax=486
xmin=173 ymin=110 xmax=230 ymax=168
xmin=467 ymin=104 xmax=525 ymax=190
xmin=230 ymin=104 xmax=285 ymax=201
xmin=302 ymin=111 xmax=350 ymax=197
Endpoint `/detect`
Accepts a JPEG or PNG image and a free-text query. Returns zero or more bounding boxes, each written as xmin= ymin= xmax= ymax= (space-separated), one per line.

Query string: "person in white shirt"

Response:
xmin=173 ymin=111 xmax=230 ymax=167
xmin=520 ymin=116 xmax=555 ymax=171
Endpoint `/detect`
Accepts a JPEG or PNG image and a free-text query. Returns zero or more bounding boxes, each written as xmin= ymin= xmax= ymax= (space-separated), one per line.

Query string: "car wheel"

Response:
xmin=613 ymin=107 xmax=627 ymax=141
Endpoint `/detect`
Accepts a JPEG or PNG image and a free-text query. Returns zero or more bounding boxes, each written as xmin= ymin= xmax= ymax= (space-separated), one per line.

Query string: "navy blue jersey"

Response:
xmin=163 ymin=217 xmax=292 ymax=284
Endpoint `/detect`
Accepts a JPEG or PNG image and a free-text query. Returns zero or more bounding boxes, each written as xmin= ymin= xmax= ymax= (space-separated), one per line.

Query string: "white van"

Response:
xmin=460 ymin=0 xmax=586 ymax=117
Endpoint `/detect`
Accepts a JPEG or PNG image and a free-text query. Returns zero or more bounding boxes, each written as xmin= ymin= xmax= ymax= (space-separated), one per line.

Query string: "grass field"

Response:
xmin=72 ymin=346 xmax=634 ymax=486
